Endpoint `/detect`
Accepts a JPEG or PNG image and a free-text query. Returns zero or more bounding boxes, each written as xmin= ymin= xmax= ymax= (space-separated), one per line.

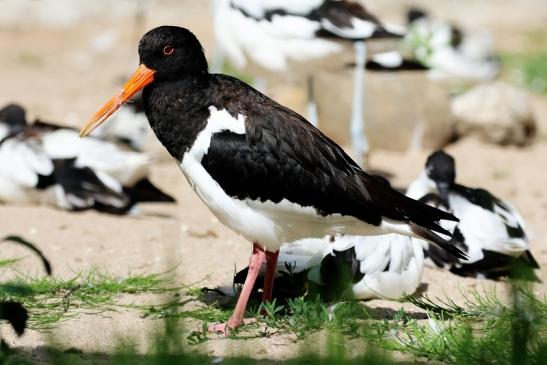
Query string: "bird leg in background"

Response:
xmin=208 ymin=243 xmax=265 ymax=334
xmin=350 ymin=40 xmax=368 ymax=167
xmin=261 ymin=250 xmax=280 ymax=304
xmin=307 ymin=75 xmax=319 ymax=127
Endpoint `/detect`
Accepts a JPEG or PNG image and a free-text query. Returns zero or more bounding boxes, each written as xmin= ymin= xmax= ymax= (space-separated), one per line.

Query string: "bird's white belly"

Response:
xmin=179 ymin=156 xmax=282 ymax=250
xmin=179 ymin=156 xmax=387 ymax=251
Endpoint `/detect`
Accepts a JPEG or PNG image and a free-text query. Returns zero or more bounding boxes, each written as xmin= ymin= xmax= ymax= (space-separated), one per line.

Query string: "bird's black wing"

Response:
xmin=203 ymin=94 xmax=457 ymax=234
xmin=312 ymin=0 xmax=403 ymax=40
xmin=52 ymin=159 xmax=132 ymax=214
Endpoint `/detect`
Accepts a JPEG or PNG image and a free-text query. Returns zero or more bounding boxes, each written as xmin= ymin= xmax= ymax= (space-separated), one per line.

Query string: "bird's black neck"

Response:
xmin=143 ymin=72 xmax=213 ymax=161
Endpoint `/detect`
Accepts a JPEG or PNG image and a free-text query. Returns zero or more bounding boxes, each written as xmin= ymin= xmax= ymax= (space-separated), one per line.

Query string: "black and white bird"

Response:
xmin=407 ymin=150 xmax=539 ymax=280
xmin=364 ymin=51 xmax=429 ymax=72
xmin=405 ymin=7 xmax=499 ymax=81
xmin=213 ymin=0 xmax=404 ymax=165
xmin=79 ymin=26 xmax=464 ymax=333
xmin=236 ymin=233 xmax=424 ymax=302
xmin=0 ymin=103 xmax=174 ymax=214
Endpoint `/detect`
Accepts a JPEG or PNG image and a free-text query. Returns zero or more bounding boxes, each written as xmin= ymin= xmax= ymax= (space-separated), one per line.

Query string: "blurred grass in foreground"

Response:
xmin=1 ymin=254 xmax=545 ymax=364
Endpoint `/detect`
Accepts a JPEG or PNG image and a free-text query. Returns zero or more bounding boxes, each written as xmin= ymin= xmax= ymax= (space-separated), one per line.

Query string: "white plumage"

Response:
xmin=92 ymin=103 xmax=152 ymax=151
xmin=405 ymin=11 xmax=499 ymax=81
xmin=0 ymin=137 xmax=54 ymax=204
xmin=42 ymin=129 xmax=151 ymax=186
xmin=213 ymin=0 xmax=403 ymax=165
xmin=180 ymin=107 xmax=429 ymax=252
xmin=0 ymin=103 xmax=174 ymax=213
xmin=274 ymin=233 xmax=424 ymax=300
xmin=406 ymin=150 xmax=538 ymax=279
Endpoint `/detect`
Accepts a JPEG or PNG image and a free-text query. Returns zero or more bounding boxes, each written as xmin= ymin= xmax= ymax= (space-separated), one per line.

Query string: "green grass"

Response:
xmin=501 ymin=53 xmax=547 ymax=94
xmin=1 ymin=256 xmax=545 ymax=364
xmin=0 ymin=268 xmax=182 ymax=330
xmin=0 ymin=258 xmax=22 ymax=268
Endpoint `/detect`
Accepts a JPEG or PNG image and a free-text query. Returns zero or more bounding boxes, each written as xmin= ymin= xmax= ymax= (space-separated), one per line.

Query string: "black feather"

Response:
xmin=52 ymin=159 xmax=133 ymax=214
xmin=123 ymin=177 xmax=175 ymax=203
xmin=0 ymin=302 xmax=28 ymax=336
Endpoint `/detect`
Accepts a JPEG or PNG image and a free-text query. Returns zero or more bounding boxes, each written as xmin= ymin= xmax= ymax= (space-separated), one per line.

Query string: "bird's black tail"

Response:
xmin=124 ymin=177 xmax=176 ymax=204
xmin=363 ymin=174 xmax=466 ymax=260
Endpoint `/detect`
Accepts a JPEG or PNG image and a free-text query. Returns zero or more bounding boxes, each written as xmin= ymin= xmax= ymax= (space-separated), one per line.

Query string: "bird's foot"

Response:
xmin=208 ymin=318 xmax=256 ymax=335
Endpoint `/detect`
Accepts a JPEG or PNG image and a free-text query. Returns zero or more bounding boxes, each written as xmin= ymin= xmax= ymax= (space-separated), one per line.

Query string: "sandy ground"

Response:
xmin=0 ymin=0 xmax=546 ymax=361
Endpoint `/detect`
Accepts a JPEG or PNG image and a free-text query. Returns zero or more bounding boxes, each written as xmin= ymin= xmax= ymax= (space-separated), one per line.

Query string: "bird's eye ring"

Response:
xmin=163 ymin=46 xmax=175 ymax=56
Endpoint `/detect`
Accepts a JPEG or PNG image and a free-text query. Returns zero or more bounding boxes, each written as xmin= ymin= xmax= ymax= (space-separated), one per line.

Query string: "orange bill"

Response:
xmin=79 ymin=64 xmax=155 ymax=137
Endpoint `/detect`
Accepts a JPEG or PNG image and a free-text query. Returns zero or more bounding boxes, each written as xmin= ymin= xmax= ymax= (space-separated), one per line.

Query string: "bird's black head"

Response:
xmin=425 ymin=150 xmax=456 ymax=207
xmin=407 ymin=7 xmax=427 ymax=24
xmin=80 ymin=26 xmax=209 ymax=137
xmin=138 ymin=26 xmax=208 ymax=81
xmin=0 ymin=103 xmax=27 ymax=134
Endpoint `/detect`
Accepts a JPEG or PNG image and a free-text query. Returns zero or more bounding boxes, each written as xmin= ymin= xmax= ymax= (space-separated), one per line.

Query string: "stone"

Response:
xmin=450 ymin=81 xmax=537 ymax=146
xmin=313 ymin=68 xmax=454 ymax=153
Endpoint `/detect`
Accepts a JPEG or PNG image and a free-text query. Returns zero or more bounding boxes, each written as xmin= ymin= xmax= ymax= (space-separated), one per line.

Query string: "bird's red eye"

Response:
xmin=163 ymin=46 xmax=175 ymax=56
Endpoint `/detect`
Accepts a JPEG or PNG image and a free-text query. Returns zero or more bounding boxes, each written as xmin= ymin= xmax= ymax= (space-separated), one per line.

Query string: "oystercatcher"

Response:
xmin=407 ymin=150 xmax=539 ymax=280
xmin=0 ymin=103 xmax=174 ymax=213
xmin=236 ymin=232 xmax=424 ymax=302
xmin=80 ymin=26 xmax=464 ymax=333
xmin=213 ymin=0 xmax=404 ymax=165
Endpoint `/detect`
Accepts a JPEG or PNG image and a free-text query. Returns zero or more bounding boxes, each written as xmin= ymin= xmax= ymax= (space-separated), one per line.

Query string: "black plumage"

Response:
xmin=52 ymin=159 xmax=132 ymax=214
xmin=82 ymin=26 xmax=471 ymax=332
xmin=139 ymin=27 xmax=463 ymax=258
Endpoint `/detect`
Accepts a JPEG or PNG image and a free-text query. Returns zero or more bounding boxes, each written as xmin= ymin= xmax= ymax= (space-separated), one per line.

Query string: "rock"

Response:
xmin=450 ymin=82 xmax=537 ymax=146
xmin=314 ymin=68 xmax=454 ymax=153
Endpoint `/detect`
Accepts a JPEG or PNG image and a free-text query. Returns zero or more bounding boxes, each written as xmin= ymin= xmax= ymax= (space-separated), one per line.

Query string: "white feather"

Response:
xmin=41 ymin=129 xmax=151 ymax=186
xmin=277 ymin=233 xmax=424 ymax=300
xmin=214 ymin=0 xmax=343 ymax=72
xmin=180 ymin=108 xmax=413 ymax=251
xmin=0 ymin=138 xmax=53 ymax=204
xmin=407 ymin=170 xmax=530 ymax=264
xmin=0 ymin=124 xmax=9 ymax=141
xmin=320 ymin=17 xmax=376 ymax=39
xmin=92 ymin=105 xmax=151 ymax=150
xmin=229 ymin=0 xmax=323 ymax=18
xmin=371 ymin=51 xmax=403 ymax=68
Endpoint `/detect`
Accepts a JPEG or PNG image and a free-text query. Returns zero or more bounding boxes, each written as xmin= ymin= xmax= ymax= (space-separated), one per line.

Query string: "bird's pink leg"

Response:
xmin=262 ymin=250 xmax=280 ymax=304
xmin=208 ymin=243 xmax=265 ymax=334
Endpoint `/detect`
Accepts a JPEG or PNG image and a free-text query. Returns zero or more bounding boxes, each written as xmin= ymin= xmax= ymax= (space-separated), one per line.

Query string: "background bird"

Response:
xmin=0 ymin=103 xmax=174 ymax=214
xmin=79 ymin=26 xmax=465 ymax=333
xmin=404 ymin=7 xmax=500 ymax=81
xmin=213 ymin=0 xmax=404 ymax=165
xmin=235 ymin=232 xmax=424 ymax=302
xmin=91 ymin=93 xmax=155 ymax=152
xmin=407 ymin=150 xmax=539 ymax=280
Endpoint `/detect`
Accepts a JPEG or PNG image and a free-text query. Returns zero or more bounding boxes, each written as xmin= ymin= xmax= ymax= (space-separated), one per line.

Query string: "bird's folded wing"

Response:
xmin=202 ymin=100 xmax=455 ymax=233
